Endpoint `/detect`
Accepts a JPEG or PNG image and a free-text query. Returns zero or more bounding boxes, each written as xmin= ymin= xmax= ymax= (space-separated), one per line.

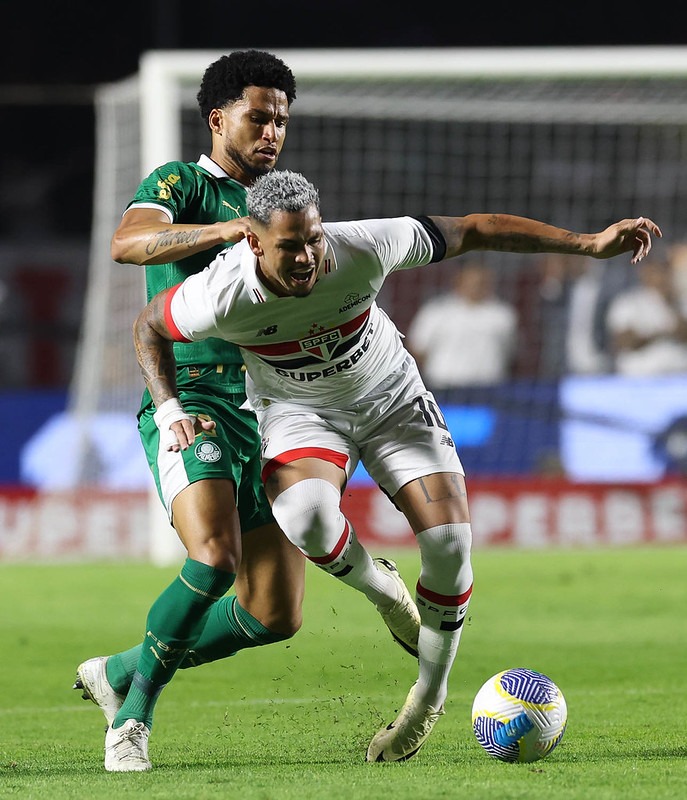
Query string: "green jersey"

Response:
xmin=131 ymin=155 xmax=274 ymax=530
xmin=127 ymin=154 xmax=246 ymax=367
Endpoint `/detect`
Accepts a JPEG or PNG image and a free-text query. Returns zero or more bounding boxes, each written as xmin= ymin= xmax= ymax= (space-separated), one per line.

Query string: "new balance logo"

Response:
xmin=439 ymin=434 xmax=454 ymax=447
xmin=257 ymin=325 xmax=278 ymax=336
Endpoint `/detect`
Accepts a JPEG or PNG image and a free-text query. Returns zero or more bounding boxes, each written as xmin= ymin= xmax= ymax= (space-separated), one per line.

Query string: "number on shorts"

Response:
xmin=415 ymin=396 xmax=449 ymax=431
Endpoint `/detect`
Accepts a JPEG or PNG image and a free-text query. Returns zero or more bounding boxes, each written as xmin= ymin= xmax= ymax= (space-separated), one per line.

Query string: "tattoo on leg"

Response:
xmin=417 ymin=474 xmax=467 ymax=504
xmin=449 ymin=474 xmax=467 ymax=497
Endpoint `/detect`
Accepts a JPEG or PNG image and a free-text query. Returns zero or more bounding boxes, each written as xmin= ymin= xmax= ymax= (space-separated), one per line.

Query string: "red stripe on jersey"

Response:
xmin=308 ymin=520 xmax=350 ymax=565
xmin=164 ymin=284 xmax=192 ymax=343
xmin=261 ymin=447 xmax=349 ymax=483
xmin=243 ymin=307 xmax=371 ymax=356
xmin=416 ymin=581 xmax=473 ymax=607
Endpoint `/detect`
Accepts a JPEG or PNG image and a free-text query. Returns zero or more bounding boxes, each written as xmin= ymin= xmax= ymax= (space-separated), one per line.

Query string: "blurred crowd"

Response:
xmin=405 ymin=241 xmax=687 ymax=391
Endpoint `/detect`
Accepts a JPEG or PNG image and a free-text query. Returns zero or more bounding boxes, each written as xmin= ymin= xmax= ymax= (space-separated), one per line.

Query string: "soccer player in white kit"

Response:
xmin=133 ymin=169 xmax=660 ymax=762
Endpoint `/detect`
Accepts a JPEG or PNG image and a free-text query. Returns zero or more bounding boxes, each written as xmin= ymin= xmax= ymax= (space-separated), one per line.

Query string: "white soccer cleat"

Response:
xmin=73 ymin=656 xmax=125 ymax=727
xmin=366 ymin=683 xmax=445 ymax=762
xmin=104 ymin=719 xmax=152 ymax=772
xmin=373 ymin=557 xmax=420 ymax=658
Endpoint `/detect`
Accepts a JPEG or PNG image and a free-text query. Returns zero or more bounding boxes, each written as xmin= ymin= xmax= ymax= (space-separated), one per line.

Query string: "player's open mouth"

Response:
xmin=290 ymin=268 xmax=315 ymax=284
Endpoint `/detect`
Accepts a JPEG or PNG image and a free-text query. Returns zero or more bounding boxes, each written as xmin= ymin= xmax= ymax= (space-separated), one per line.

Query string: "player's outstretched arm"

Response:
xmin=432 ymin=214 xmax=662 ymax=264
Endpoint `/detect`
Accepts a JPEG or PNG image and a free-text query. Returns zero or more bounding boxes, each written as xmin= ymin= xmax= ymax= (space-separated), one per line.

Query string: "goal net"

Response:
xmin=68 ymin=46 xmax=687 ymax=559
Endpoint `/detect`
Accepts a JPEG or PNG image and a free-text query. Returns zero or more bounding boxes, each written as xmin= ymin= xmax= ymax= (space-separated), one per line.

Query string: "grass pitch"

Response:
xmin=1 ymin=545 xmax=685 ymax=799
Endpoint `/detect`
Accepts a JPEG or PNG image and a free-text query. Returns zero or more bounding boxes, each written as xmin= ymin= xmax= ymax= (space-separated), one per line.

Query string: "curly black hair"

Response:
xmin=196 ymin=49 xmax=297 ymax=128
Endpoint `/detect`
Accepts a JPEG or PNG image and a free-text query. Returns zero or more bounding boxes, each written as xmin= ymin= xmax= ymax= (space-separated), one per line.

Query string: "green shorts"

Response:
xmin=138 ymin=364 xmax=274 ymax=532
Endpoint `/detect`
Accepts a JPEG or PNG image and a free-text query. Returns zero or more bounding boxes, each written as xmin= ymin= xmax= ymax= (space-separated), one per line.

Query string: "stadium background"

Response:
xmin=1 ymin=4 xmax=686 ymax=558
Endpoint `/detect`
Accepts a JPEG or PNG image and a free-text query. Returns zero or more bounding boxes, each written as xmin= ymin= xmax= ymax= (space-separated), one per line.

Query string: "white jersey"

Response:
xmin=167 ymin=216 xmax=435 ymax=408
xmin=606 ymin=284 xmax=687 ymax=376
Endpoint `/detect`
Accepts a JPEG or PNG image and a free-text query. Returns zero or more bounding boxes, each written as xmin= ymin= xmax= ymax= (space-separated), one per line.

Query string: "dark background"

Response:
xmin=2 ymin=1 xmax=683 ymax=240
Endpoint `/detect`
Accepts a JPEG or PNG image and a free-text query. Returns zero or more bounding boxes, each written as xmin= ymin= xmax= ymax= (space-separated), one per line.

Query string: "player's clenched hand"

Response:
xmin=153 ymin=398 xmax=216 ymax=452
xmin=218 ymin=216 xmax=251 ymax=245
xmin=591 ymin=217 xmax=662 ymax=264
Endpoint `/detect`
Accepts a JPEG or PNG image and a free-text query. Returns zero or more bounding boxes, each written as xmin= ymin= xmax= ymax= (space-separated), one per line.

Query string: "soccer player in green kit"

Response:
xmin=73 ymin=50 xmax=420 ymax=771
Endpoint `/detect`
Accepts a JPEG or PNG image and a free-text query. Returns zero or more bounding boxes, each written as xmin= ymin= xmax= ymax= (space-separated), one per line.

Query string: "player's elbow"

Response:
xmin=132 ymin=306 xmax=159 ymax=348
xmin=131 ymin=309 xmax=148 ymax=347
xmin=110 ymin=232 xmax=138 ymax=265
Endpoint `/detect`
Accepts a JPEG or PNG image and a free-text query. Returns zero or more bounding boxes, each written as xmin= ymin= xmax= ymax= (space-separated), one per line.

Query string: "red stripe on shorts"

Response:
xmin=261 ymin=447 xmax=349 ymax=483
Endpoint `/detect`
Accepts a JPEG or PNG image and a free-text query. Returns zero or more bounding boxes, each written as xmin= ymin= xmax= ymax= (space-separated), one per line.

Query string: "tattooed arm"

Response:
xmin=111 ymin=207 xmax=251 ymax=266
xmin=430 ymin=214 xmax=661 ymax=265
xmin=133 ymin=289 xmax=178 ymax=406
xmin=133 ymin=288 xmax=215 ymax=451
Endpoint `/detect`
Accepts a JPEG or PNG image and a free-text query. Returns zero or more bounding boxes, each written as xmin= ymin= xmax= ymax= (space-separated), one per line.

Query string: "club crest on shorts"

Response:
xmin=194 ymin=440 xmax=221 ymax=463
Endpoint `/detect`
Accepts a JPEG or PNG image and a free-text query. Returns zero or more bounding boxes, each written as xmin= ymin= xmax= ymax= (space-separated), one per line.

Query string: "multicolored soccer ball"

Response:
xmin=471 ymin=668 xmax=567 ymax=763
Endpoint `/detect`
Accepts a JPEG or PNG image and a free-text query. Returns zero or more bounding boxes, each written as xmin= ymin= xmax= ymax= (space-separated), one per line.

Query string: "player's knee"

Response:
xmin=420 ymin=522 xmax=472 ymax=559
xmin=417 ymin=522 xmax=473 ymax=585
xmin=271 ymin=479 xmax=343 ymax=554
xmin=186 ymin=532 xmax=242 ymax=573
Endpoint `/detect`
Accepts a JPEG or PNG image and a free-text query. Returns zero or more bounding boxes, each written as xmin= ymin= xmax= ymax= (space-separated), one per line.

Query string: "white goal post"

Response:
xmin=137 ymin=45 xmax=687 ymax=172
xmin=70 ymin=45 xmax=687 ymax=564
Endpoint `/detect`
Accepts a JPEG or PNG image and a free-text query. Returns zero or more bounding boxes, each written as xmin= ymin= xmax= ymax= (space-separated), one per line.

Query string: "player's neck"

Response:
xmin=207 ymin=153 xmax=250 ymax=186
xmin=255 ymin=259 xmax=288 ymax=297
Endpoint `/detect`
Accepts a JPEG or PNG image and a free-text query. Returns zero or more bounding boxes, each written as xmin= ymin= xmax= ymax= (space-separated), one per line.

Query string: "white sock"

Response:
xmin=414 ymin=523 xmax=474 ymax=709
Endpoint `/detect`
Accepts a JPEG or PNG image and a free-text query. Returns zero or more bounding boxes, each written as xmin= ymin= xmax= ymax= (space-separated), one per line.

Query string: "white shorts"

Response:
xmin=258 ymin=356 xmax=464 ymax=497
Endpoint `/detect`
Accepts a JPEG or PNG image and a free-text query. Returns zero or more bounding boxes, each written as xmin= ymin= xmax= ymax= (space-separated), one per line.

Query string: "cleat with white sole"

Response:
xmin=366 ymin=683 xmax=444 ymax=762
xmin=74 ymin=656 xmax=125 ymax=727
xmin=105 ymin=719 xmax=151 ymax=772
xmin=373 ymin=557 xmax=420 ymax=658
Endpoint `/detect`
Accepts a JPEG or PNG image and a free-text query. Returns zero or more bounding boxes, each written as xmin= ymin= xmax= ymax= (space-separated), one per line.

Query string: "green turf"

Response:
xmin=1 ymin=545 xmax=685 ymax=799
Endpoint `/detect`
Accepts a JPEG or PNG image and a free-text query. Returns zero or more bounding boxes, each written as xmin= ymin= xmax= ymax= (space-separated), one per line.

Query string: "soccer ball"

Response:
xmin=471 ymin=668 xmax=567 ymax=763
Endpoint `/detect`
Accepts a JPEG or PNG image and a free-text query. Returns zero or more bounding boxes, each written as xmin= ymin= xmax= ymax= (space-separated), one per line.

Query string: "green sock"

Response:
xmin=106 ymin=595 xmax=292 ymax=692
xmin=182 ymin=596 xmax=291 ymax=666
xmin=112 ymin=558 xmax=234 ymax=730
xmin=106 ymin=646 xmax=141 ymax=695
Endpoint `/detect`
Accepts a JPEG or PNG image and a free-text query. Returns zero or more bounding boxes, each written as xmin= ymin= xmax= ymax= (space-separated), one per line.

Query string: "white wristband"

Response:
xmin=153 ymin=398 xmax=196 ymax=451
